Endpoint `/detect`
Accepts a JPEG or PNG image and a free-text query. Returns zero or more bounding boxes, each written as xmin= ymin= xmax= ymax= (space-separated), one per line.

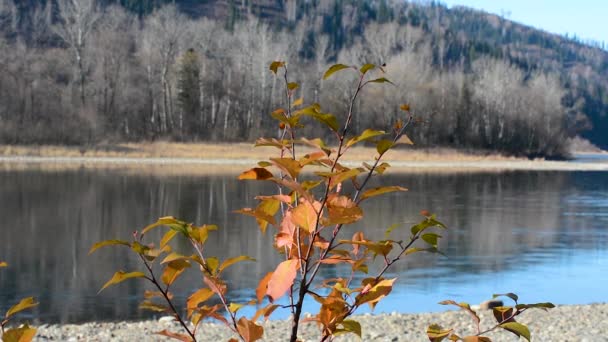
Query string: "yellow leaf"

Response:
xmin=6 ymin=297 xmax=38 ymax=318
xmin=270 ymin=158 xmax=302 ymax=180
xmin=400 ymin=104 xmax=410 ymax=111
xmin=291 ymin=97 xmax=304 ymax=107
xmin=427 ymin=324 xmax=453 ymax=342
xmin=160 ymin=229 xmax=178 ymax=248
xmin=269 ymin=61 xmax=285 ymax=74
xmin=88 ymin=239 xmax=130 ymax=255
xmin=360 ymin=186 xmax=408 ymax=201
xmin=346 ymin=129 xmax=386 ymax=148
xmin=99 ymin=271 xmax=146 ymax=293
xmin=141 ymin=216 xmax=182 ymax=235
xmin=0 ymin=261 xmax=7 ymax=268
xmin=228 ymin=302 xmax=245 ymax=313
xmin=376 ymin=139 xmax=394 ymax=155
xmin=2 ymin=324 xmax=37 ymax=342
xmin=219 ymin=255 xmax=255 ymax=273
xmin=323 ymin=63 xmax=352 ymax=80
xmin=139 ymin=301 xmax=169 ymax=312
xmin=360 ymin=63 xmax=376 ymax=74
xmin=328 ymin=168 xmax=363 ymax=190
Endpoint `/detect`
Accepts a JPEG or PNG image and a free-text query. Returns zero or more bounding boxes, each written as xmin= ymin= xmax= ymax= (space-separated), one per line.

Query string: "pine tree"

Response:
xmin=177 ymin=48 xmax=201 ymax=137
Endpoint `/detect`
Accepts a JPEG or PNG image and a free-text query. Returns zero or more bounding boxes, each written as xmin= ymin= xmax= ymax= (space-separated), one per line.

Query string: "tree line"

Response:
xmin=0 ymin=0 xmax=595 ymax=157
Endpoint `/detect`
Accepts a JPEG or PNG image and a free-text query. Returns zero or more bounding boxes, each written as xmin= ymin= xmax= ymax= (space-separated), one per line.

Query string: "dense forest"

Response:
xmin=0 ymin=0 xmax=607 ymax=157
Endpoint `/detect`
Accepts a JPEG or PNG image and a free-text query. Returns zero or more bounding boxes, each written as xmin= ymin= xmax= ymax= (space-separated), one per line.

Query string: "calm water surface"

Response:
xmin=0 ymin=165 xmax=607 ymax=323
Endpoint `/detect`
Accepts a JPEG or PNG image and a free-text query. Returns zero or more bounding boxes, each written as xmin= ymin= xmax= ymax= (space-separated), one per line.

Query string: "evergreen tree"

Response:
xmin=177 ymin=48 xmax=201 ymax=137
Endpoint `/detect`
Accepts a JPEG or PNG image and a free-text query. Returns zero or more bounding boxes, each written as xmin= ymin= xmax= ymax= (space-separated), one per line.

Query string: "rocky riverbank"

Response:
xmin=32 ymin=303 xmax=608 ymax=341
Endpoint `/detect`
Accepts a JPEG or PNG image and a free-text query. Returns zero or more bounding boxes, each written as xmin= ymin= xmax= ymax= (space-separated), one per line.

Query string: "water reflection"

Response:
xmin=0 ymin=167 xmax=606 ymax=323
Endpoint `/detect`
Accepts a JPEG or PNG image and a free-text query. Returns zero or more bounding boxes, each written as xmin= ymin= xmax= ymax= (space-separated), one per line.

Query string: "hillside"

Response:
xmin=1 ymin=0 xmax=607 ymax=156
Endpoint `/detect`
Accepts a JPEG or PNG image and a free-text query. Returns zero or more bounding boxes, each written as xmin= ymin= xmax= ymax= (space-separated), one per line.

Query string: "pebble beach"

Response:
xmin=32 ymin=303 xmax=608 ymax=341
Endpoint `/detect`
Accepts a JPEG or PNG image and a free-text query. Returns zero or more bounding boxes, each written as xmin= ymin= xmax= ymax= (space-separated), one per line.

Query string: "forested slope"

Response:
xmin=1 ymin=0 xmax=607 ymax=157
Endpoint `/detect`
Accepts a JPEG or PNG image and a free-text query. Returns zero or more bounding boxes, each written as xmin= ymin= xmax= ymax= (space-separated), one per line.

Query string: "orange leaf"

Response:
xmin=236 ymin=317 xmax=264 ymax=342
xmin=2 ymin=324 xmax=37 ymax=342
xmin=351 ymin=232 xmax=365 ymax=256
xmin=326 ymin=195 xmax=363 ymax=225
xmin=354 ymin=278 xmax=396 ymax=310
xmin=187 ymin=288 xmax=214 ymax=317
xmin=291 ymin=199 xmax=321 ymax=233
xmin=238 ymin=168 xmax=274 ymax=180
xmin=252 ymin=303 xmax=280 ymax=322
xmin=161 ymin=260 xmax=191 ymax=286
xmin=256 ymin=272 xmax=273 ymax=303
xmin=267 ymin=259 xmax=299 ymax=302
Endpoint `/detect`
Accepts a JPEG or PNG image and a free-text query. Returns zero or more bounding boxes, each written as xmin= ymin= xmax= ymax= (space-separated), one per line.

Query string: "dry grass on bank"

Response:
xmin=0 ymin=141 xmax=522 ymax=162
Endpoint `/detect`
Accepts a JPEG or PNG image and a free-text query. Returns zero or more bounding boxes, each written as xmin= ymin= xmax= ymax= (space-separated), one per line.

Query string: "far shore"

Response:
xmin=1 ymin=142 xmax=607 ymax=174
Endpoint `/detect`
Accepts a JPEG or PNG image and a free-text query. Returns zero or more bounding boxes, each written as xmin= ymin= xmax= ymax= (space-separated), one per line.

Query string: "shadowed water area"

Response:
xmin=0 ymin=165 xmax=607 ymax=324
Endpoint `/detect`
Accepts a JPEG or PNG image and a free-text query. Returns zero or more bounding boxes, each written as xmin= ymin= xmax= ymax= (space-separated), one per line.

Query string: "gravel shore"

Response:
xmin=32 ymin=303 xmax=607 ymax=341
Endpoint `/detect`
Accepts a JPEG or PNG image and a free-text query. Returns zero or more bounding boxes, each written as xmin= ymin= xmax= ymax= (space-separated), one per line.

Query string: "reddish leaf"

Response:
xmin=204 ymin=276 xmax=226 ymax=295
xmin=275 ymin=232 xmax=294 ymax=249
xmin=155 ymin=329 xmax=193 ymax=342
xmin=266 ymin=259 xmax=299 ymax=302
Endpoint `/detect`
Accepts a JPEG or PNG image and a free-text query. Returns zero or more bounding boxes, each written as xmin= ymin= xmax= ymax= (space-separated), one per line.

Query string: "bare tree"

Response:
xmin=54 ymin=0 xmax=101 ymax=106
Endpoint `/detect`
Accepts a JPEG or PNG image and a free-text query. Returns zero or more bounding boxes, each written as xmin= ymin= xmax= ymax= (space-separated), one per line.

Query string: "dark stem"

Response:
xmin=139 ymin=254 xmax=196 ymax=342
xmin=288 ymin=75 xmax=365 ymax=342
